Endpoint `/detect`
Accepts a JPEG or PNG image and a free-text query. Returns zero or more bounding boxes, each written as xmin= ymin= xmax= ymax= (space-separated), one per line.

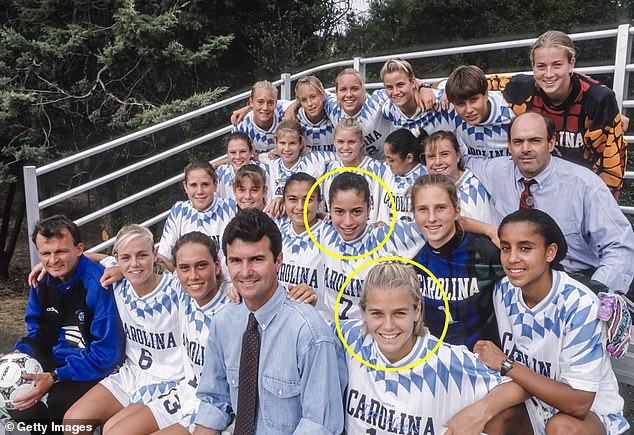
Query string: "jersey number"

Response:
xmin=138 ymin=348 xmax=153 ymax=370
xmin=339 ymin=296 xmax=353 ymax=320
xmin=163 ymin=391 xmax=181 ymax=415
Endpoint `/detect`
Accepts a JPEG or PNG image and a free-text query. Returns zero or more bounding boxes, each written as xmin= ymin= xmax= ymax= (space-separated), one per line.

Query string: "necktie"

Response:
xmin=234 ymin=313 xmax=260 ymax=435
xmin=519 ymin=178 xmax=537 ymax=209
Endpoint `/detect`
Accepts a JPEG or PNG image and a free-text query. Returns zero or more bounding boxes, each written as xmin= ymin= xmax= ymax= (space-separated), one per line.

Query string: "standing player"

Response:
xmin=232 ymin=80 xmax=290 ymax=156
xmin=380 ymin=58 xmax=443 ymax=135
xmin=64 ymin=225 xmax=183 ymax=432
xmin=98 ymin=232 xmax=230 ymax=435
xmin=215 ymin=132 xmax=257 ymax=199
xmin=323 ymin=68 xmax=393 ymax=160
xmin=276 ymin=173 xmax=329 ymax=320
xmin=441 ymin=65 xmax=515 ymax=158
xmin=498 ymin=31 xmax=627 ymax=199
xmin=410 ymin=174 xmax=505 ymax=350
xmin=323 ymin=118 xmax=386 ymax=222
xmin=295 ymin=76 xmax=335 ymax=152
xmin=340 ymin=262 xmax=526 ymax=435
xmin=474 ymin=209 xmax=629 ymax=434
xmin=378 ymin=128 xmax=428 ymax=223
xmin=424 ymin=130 xmax=497 ymax=224
xmin=157 ymin=160 xmax=237 ymax=271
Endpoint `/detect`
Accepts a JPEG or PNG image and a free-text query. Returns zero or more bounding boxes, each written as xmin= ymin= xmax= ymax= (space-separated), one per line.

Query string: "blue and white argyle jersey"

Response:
xmin=431 ymin=90 xmax=514 ymax=158
xmin=324 ymin=90 xmax=394 ymax=161
xmin=320 ymin=222 xmax=424 ymax=320
xmin=276 ymin=217 xmax=331 ymax=321
xmin=268 ymin=150 xmax=337 ymax=198
xmin=157 ymin=197 xmax=237 ymax=262
xmin=297 ymin=108 xmax=335 ymax=152
xmin=179 ymin=280 xmax=230 ymax=390
xmin=339 ymin=319 xmax=502 ymax=435
xmin=323 ymin=156 xmax=386 ymax=223
xmin=456 ymin=168 xmax=498 ymax=225
xmin=232 ymin=100 xmax=290 ymax=153
xmin=216 ymin=161 xmax=270 ymax=200
xmin=377 ymin=163 xmax=427 ymax=223
xmin=494 ymin=271 xmax=628 ymax=434
xmin=381 ymin=94 xmax=443 ymax=136
xmin=114 ymin=271 xmax=183 ymax=380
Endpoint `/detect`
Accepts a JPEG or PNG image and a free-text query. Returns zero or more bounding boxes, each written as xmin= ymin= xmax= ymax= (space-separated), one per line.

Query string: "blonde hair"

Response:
xmin=234 ymin=164 xmax=267 ymax=190
xmin=250 ymin=80 xmax=277 ymax=99
xmin=359 ymin=262 xmax=428 ymax=336
xmin=274 ymin=119 xmax=304 ymax=144
xmin=334 ymin=117 xmax=364 ymax=143
xmin=113 ymin=224 xmax=164 ymax=274
xmin=380 ymin=58 xmax=415 ymax=81
xmin=335 ymin=68 xmax=365 ymax=91
xmin=530 ymin=30 xmax=576 ymax=64
xmin=295 ymin=76 xmax=326 ymax=98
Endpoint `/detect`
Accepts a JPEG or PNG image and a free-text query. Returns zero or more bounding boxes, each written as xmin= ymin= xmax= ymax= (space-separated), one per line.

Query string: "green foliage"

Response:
xmin=0 ymin=0 xmax=232 ymax=185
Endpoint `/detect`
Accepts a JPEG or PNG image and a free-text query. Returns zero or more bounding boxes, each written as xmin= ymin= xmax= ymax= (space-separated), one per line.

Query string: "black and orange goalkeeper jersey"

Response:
xmin=493 ymin=73 xmax=627 ymax=199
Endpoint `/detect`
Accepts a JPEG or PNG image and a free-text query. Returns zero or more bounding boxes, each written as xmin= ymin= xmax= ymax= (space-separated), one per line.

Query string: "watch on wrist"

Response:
xmin=50 ymin=370 xmax=59 ymax=383
xmin=500 ymin=358 xmax=514 ymax=376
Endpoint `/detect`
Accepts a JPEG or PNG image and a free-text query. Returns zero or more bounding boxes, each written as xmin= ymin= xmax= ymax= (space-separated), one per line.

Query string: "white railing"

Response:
xmin=23 ymin=24 xmax=634 ymax=268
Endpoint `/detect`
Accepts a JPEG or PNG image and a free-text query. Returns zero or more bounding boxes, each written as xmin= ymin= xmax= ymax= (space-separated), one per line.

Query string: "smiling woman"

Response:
xmin=501 ymin=30 xmax=628 ymax=199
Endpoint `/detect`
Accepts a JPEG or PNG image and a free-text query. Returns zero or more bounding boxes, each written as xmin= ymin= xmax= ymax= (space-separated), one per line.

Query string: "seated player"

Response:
xmin=214 ymin=132 xmax=257 ymax=199
xmin=98 ymin=232 xmax=230 ymax=435
xmin=463 ymin=112 xmax=634 ymax=294
xmin=473 ymin=209 xmax=629 ymax=435
xmin=64 ymin=225 xmax=183 ymax=433
xmin=157 ymin=160 xmax=237 ymax=271
xmin=378 ymin=128 xmax=428 ymax=223
xmin=339 ymin=261 xmax=528 ymax=434
xmin=410 ymin=173 xmax=504 ymax=350
xmin=423 ymin=130 xmax=497 ymax=224
xmin=232 ymin=163 xmax=269 ymax=211
xmin=276 ymin=173 xmax=329 ymax=320
xmin=8 ymin=215 xmax=123 ymax=434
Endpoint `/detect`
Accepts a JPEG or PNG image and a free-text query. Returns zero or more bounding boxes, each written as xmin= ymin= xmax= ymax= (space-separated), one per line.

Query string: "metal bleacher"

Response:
xmin=21 ymin=25 xmax=634 ymax=384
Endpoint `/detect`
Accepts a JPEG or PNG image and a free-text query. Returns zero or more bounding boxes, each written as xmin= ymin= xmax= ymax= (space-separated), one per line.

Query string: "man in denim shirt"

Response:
xmin=193 ymin=208 xmax=347 ymax=434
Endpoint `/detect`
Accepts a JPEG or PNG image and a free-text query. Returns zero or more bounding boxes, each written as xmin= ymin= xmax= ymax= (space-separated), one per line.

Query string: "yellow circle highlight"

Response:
xmin=304 ymin=166 xmax=397 ymax=260
xmin=334 ymin=256 xmax=450 ymax=372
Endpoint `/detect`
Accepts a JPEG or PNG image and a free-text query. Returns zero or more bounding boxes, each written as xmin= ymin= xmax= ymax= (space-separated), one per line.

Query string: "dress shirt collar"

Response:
xmin=240 ymin=283 xmax=286 ymax=331
xmin=514 ymin=155 xmax=557 ymax=188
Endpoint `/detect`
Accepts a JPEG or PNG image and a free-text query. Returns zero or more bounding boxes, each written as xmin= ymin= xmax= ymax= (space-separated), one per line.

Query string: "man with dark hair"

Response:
xmin=9 ymin=215 xmax=123 ymax=433
xmin=463 ymin=112 xmax=634 ymax=294
xmin=194 ymin=208 xmax=346 ymax=434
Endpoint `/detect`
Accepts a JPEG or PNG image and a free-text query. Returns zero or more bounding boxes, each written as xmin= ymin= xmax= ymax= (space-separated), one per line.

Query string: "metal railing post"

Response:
xmin=353 ymin=57 xmax=366 ymax=81
xmin=280 ymin=73 xmax=292 ymax=100
xmin=613 ymin=24 xmax=631 ymax=112
xmin=23 ymin=166 xmax=40 ymax=268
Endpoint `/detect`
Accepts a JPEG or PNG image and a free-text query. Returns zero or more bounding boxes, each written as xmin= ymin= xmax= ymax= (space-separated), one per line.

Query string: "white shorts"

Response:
xmin=525 ymin=397 xmax=628 ymax=435
xmin=141 ymin=382 xmax=198 ymax=432
xmin=100 ymin=359 xmax=178 ymax=407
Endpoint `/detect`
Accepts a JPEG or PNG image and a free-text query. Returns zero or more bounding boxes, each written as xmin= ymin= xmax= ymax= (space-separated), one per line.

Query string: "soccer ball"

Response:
xmin=0 ymin=353 xmax=43 ymax=411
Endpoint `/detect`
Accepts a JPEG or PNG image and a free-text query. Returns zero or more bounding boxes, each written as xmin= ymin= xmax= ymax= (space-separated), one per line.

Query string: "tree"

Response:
xmin=0 ymin=0 xmax=232 ymax=277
